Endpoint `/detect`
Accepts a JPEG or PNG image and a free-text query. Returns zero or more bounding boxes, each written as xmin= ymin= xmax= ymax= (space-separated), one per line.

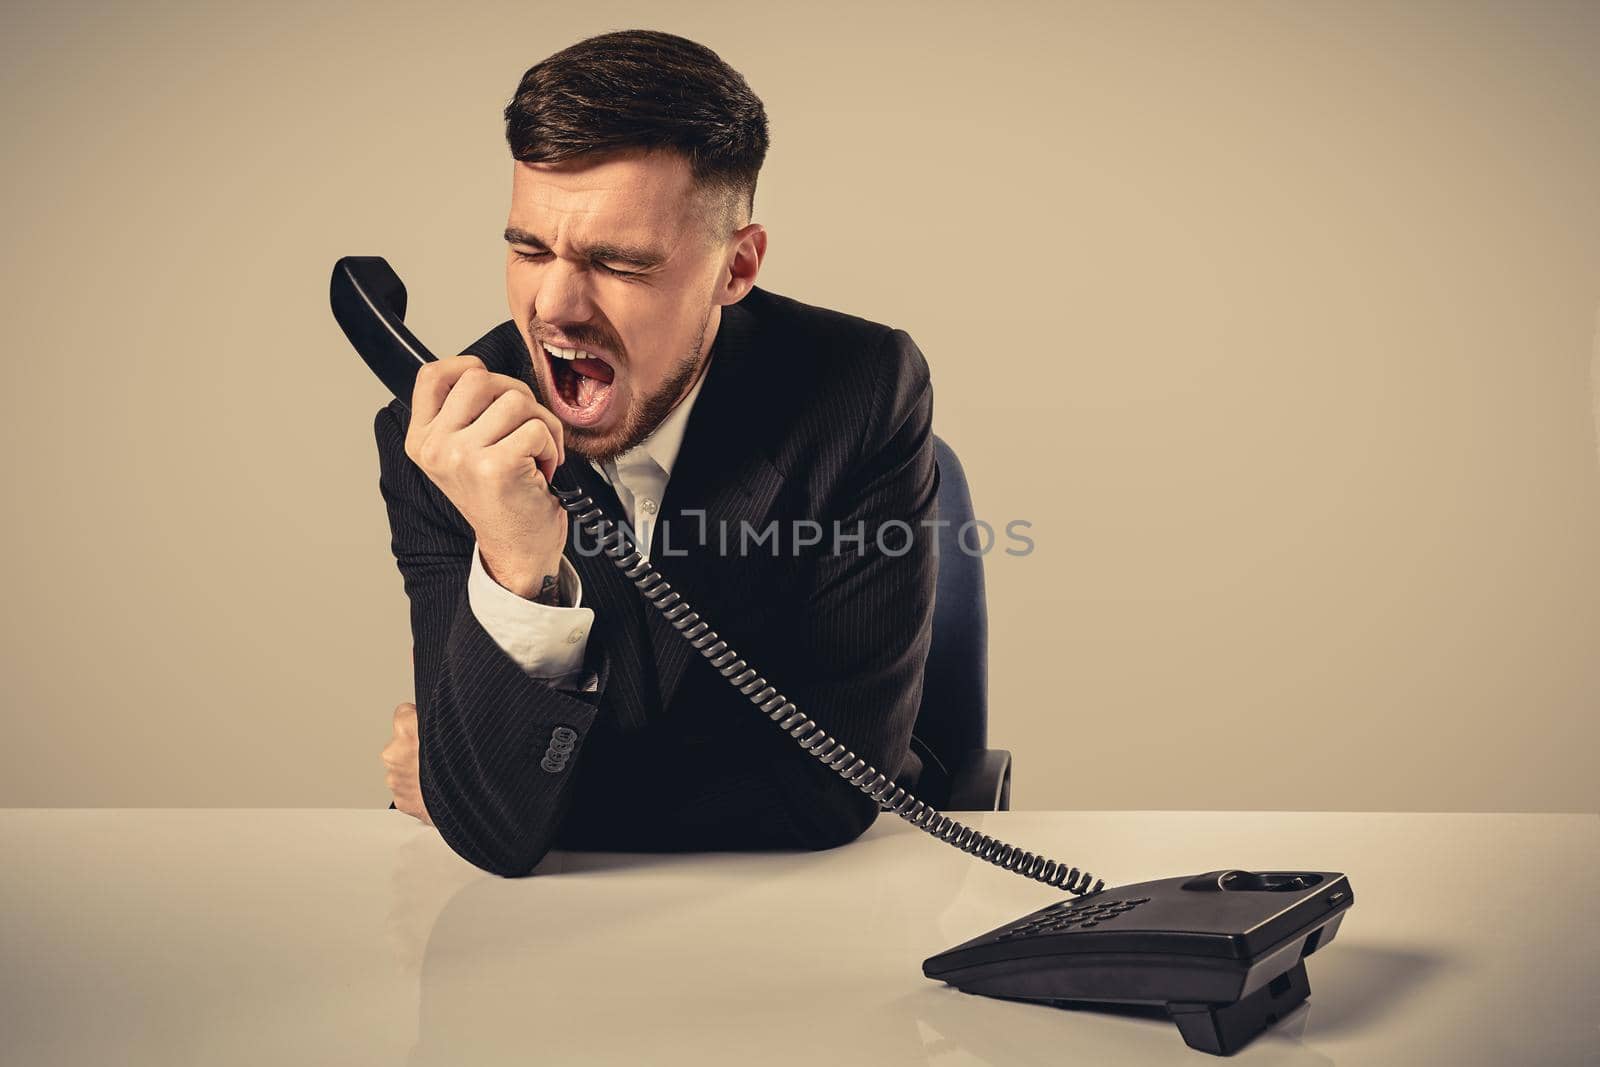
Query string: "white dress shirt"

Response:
xmin=466 ymin=354 xmax=714 ymax=689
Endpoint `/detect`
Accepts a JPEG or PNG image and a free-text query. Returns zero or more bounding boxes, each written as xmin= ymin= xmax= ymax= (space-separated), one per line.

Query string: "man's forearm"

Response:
xmin=377 ymin=401 xmax=611 ymax=876
xmin=414 ymin=589 xmax=606 ymax=874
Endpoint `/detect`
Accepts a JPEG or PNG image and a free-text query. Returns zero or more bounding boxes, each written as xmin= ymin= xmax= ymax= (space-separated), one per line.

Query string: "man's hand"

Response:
xmin=405 ymin=354 xmax=570 ymax=602
xmin=383 ymin=702 xmax=432 ymax=826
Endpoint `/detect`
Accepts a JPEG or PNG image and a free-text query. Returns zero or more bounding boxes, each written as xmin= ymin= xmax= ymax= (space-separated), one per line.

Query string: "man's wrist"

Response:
xmin=480 ymin=545 xmax=567 ymax=605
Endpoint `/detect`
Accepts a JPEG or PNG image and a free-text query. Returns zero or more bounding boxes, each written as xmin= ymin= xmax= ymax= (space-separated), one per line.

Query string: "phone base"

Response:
xmin=1165 ymin=960 xmax=1310 ymax=1056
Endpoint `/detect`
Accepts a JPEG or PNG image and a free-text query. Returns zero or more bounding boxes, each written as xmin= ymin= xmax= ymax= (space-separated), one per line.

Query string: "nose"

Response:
xmin=533 ymin=257 xmax=597 ymax=329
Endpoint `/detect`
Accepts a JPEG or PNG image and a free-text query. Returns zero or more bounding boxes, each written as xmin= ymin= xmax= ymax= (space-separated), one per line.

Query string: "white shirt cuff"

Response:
xmin=467 ymin=543 xmax=595 ymax=685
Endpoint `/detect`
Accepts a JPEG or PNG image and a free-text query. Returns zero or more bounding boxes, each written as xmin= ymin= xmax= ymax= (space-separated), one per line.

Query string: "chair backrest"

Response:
xmin=914 ymin=435 xmax=990 ymax=773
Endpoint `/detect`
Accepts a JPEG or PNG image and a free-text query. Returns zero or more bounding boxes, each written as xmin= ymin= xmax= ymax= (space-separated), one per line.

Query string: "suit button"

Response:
xmin=542 ymin=725 xmax=577 ymax=772
xmin=566 ymin=627 xmax=585 ymax=644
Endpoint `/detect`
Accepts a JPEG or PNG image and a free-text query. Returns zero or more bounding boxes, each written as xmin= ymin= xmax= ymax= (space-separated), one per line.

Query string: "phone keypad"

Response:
xmin=992 ymin=896 xmax=1151 ymax=940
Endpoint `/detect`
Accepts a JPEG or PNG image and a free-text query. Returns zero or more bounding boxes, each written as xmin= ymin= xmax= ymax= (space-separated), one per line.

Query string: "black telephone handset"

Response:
xmin=331 ymin=256 xmax=1354 ymax=1056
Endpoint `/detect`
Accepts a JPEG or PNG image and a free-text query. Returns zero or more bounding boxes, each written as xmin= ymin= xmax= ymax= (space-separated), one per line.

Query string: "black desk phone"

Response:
xmin=330 ymin=256 xmax=1355 ymax=1056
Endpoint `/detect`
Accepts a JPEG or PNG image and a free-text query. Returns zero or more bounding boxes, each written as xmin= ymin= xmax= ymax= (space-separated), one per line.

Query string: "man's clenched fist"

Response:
xmin=405 ymin=354 xmax=570 ymax=602
xmin=383 ymin=702 xmax=431 ymax=825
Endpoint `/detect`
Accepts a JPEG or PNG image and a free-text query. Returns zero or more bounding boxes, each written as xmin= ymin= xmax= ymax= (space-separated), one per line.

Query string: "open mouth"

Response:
xmin=541 ymin=342 xmax=618 ymax=427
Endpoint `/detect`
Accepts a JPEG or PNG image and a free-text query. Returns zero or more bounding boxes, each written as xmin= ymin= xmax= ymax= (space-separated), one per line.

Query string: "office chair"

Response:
xmin=906 ymin=435 xmax=1013 ymax=812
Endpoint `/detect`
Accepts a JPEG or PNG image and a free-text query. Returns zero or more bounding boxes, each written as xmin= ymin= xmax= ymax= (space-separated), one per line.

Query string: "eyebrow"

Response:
xmin=503 ymin=226 xmax=667 ymax=270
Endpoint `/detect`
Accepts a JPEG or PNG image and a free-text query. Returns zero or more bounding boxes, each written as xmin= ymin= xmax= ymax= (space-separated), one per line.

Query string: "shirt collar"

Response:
xmin=590 ymin=349 xmax=715 ymax=482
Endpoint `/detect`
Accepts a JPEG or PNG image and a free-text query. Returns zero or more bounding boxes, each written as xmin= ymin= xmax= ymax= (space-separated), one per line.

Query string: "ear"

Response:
xmin=714 ymin=223 xmax=767 ymax=305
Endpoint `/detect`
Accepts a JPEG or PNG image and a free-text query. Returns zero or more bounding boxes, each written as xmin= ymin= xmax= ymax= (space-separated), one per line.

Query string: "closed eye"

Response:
xmin=512 ymin=249 xmax=644 ymax=279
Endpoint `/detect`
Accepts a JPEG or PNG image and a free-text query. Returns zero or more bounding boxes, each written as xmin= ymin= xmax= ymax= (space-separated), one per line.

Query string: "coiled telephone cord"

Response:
xmin=552 ymin=482 xmax=1106 ymax=897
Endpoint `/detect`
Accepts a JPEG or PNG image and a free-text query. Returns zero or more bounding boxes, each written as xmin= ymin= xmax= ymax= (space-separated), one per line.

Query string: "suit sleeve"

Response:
xmin=553 ymin=327 xmax=938 ymax=853
xmin=373 ymin=400 xmax=613 ymax=877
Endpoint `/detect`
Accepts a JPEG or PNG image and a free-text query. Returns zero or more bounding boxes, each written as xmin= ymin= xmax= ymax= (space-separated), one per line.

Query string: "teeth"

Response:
xmin=542 ymin=342 xmax=588 ymax=362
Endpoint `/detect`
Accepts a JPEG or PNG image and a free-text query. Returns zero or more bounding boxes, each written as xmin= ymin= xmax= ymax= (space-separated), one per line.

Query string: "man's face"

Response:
xmin=505 ymin=149 xmax=731 ymax=465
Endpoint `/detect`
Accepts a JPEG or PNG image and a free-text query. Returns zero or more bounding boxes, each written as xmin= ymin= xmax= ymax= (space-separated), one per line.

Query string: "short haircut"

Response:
xmin=503 ymin=30 xmax=770 ymax=240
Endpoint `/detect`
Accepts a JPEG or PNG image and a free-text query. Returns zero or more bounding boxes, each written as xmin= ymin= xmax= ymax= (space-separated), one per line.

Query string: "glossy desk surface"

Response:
xmin=3 ymin=809 xmax=1595 ymax=1065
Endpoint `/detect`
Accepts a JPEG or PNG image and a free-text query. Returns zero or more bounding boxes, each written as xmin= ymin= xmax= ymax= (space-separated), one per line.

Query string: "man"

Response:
xmin=375 ymin=29 xmax=939 ymax=877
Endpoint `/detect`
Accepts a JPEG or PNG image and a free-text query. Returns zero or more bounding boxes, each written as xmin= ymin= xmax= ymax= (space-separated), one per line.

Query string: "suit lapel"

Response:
xmin=643 ymin=297 xmax=784 ymax=714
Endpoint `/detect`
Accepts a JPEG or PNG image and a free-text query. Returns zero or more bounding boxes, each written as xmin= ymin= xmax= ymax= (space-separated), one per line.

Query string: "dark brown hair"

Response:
xmin=503 ymin=30 xmax=769 ymax=237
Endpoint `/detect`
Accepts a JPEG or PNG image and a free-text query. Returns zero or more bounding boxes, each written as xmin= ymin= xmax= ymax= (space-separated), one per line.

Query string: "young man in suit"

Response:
xmin=376 ymin=29 xmax=939 ymax=877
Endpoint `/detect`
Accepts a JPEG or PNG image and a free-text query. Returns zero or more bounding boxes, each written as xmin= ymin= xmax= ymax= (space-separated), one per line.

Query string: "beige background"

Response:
xmin=1 ymin=0 xmax=1595 ymax=814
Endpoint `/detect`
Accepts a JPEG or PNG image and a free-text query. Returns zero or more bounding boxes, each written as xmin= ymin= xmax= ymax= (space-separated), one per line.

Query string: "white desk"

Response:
xmin=2 ymin=810 xmax=1595 ymax=1065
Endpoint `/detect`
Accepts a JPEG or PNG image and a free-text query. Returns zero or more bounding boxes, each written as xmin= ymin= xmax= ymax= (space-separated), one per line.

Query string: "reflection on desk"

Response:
xmin=2 ymin=809 xmax=1595 ymax=1065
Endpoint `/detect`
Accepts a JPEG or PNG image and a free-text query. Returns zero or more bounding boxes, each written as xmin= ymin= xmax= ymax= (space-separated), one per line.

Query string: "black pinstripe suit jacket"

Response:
xmin=373 ymin=284 xmax=938 ymax=876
